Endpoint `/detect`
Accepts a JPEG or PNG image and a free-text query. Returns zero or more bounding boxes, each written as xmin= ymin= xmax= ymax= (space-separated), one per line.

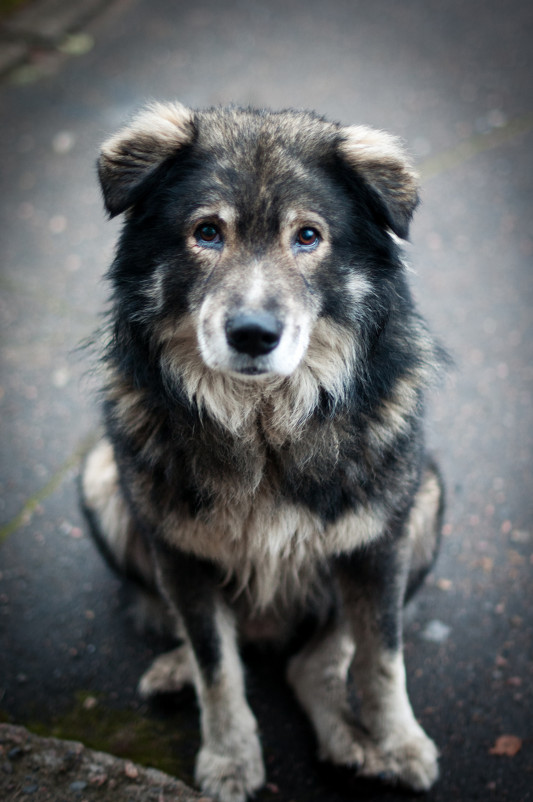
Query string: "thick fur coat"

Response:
xmin=81 ymin=102 xmax=446 ymax=802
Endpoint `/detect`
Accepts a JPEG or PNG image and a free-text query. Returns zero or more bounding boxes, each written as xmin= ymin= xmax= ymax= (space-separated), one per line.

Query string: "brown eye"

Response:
xmin=296 ymin=227 xmax=320 ymax=248
xmin=195 ymin=223 xmax=223 ymax=247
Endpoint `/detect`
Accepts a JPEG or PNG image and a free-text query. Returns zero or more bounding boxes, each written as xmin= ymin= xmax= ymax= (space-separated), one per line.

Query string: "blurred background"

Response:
xmin=0 ymin=1 xmax=532 ymax=800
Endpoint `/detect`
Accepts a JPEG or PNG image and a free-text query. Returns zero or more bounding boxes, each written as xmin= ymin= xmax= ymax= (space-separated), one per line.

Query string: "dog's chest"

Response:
xmin=162 ymin=466 xmax=385 ymax=611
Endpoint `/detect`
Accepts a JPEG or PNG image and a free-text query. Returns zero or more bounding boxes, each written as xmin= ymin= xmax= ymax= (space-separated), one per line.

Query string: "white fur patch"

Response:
xmin=241 ymin=262 xmax=268 ymax=308
xmin=344 ymin=273 xmax=374 ymax=305
xmin=142 ymin=264 xmax=167 ymax=316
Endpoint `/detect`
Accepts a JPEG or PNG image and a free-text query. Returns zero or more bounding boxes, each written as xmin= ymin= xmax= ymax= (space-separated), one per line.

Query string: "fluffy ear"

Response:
xmin=338 ymin=126 xmax=419 ymax=239
xmin=98 ymin=101 xmax=195 ymax=217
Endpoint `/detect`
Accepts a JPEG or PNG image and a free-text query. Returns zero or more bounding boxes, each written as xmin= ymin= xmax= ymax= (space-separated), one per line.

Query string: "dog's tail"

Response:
xmin=405 ymin=458 xmax=445 ymax=603
xmin=80 ymin=438 xmax=171 ymax=631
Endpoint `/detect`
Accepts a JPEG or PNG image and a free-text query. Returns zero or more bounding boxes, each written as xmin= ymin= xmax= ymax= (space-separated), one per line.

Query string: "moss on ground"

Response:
xmin=0 ymin=0 xmax=29 ymax=19
xmin=25 ymin=692 xmax=198 ymax=783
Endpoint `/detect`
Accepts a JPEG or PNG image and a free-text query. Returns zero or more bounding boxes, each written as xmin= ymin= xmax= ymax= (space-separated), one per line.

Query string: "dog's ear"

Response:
xmin=338 ymin=126 xmax=419 ymax=239
xmin=98 ymin=102 xmax=195 ymax=217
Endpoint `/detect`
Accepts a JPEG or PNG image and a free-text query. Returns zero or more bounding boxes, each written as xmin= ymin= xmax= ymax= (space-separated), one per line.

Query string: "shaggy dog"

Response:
xmin=81 ymin=102 xmax=446 ymax=802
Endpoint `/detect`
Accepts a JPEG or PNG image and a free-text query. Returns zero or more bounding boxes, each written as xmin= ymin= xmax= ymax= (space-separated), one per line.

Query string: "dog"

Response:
xmin=81 ymin=101 xmax=446 ymax=802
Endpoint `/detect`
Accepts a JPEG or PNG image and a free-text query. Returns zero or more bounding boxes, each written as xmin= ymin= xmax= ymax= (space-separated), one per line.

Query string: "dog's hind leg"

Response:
xmin=405 ymin=460 xmax=445 ymax=601
xmin=81 ymin=438 xmax=156 ymax=589
xmin=80 ymin=437 xmax=176 ymax=636
xmin=152 ymin=543 xmax=265 ymax=802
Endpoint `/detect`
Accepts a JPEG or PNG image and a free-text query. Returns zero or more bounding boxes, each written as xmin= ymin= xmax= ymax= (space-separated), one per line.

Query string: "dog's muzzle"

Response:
xmin=225 ymin=311 xmax=283 ymax=359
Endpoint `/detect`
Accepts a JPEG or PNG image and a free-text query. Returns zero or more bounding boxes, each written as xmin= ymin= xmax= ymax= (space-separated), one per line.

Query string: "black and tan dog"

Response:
xmin=81 ymin=102 xmax=446 ymax=802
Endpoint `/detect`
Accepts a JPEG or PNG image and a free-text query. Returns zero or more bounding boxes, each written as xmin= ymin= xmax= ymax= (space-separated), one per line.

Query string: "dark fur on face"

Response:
xmin=82 ymin=102 xmax=447 ymax=802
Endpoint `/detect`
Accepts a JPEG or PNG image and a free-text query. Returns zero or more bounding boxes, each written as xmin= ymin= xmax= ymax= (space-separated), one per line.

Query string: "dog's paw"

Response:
xmin=357 ymin=728 xmax=439 ymax=791
xmin=323 ymin=720 xmax=438 ymax=792
xmin=316 ymin=715 xmax=367 ymax=768
xmin=138 ymin=645 xmax=193 ymax=699
xmin=195 ymin=738 xmax=265 ymax=802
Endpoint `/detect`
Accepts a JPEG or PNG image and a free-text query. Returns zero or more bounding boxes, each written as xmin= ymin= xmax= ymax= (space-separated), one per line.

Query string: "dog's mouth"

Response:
xmin=237 ymin=364 xmax=270 ymax=376
xmin=221 ymin=352 xmax=282 ymax=379
xmin=203 ymin=342 xmax=300 ymax=381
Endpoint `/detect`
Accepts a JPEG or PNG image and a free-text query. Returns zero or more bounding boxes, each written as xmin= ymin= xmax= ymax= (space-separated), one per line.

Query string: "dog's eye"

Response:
xmin=296 ymin=227 xmax=320 ymax=249
xmin=195 ymin=224 xmax=223 ymax=247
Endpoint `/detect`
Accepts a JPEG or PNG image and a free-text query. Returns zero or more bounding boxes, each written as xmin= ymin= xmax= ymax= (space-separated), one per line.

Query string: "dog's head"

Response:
xmin=99 ymin=103 xmax=419 ymax=394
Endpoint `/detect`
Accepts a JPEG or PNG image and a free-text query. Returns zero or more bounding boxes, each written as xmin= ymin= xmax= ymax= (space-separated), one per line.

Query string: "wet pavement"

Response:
xmin=0 ymin=1 xmax=532 ymax=800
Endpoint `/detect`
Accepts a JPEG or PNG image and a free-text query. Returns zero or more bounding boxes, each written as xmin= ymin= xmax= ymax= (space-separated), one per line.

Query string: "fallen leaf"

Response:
xmin=508 ymin=549 xmax=525 ymax=566
xmin=83 ymin=695 xmax=97 ymax=710
xmin=436 ymin=578 xmax=453 ymax=591
xmin=480 ymin=556 xmax=494 ymax=573
xmin=489 ymin=735 xmax=522 ymax=756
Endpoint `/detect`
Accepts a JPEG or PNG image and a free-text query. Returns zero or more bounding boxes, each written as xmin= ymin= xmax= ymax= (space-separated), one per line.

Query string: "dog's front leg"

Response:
xmin=152 ymin=543 xmax=265 ymax=802
xmin=337 ymin=534 xmax=439 ymax=791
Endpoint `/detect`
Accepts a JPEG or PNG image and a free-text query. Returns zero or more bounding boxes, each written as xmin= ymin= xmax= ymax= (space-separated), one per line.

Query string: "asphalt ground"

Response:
xmin=0 ymin=1 xmax=532 ymax=800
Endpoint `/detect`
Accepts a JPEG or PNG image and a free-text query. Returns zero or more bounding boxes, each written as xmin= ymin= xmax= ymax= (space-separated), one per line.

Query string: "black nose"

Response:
xmin=225 ymin=312 xmax=283 ymax=358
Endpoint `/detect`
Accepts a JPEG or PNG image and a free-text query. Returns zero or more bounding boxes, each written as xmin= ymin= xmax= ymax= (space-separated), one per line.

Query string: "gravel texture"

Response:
xmin=0 ymin=723 xmax=207 ymax=800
